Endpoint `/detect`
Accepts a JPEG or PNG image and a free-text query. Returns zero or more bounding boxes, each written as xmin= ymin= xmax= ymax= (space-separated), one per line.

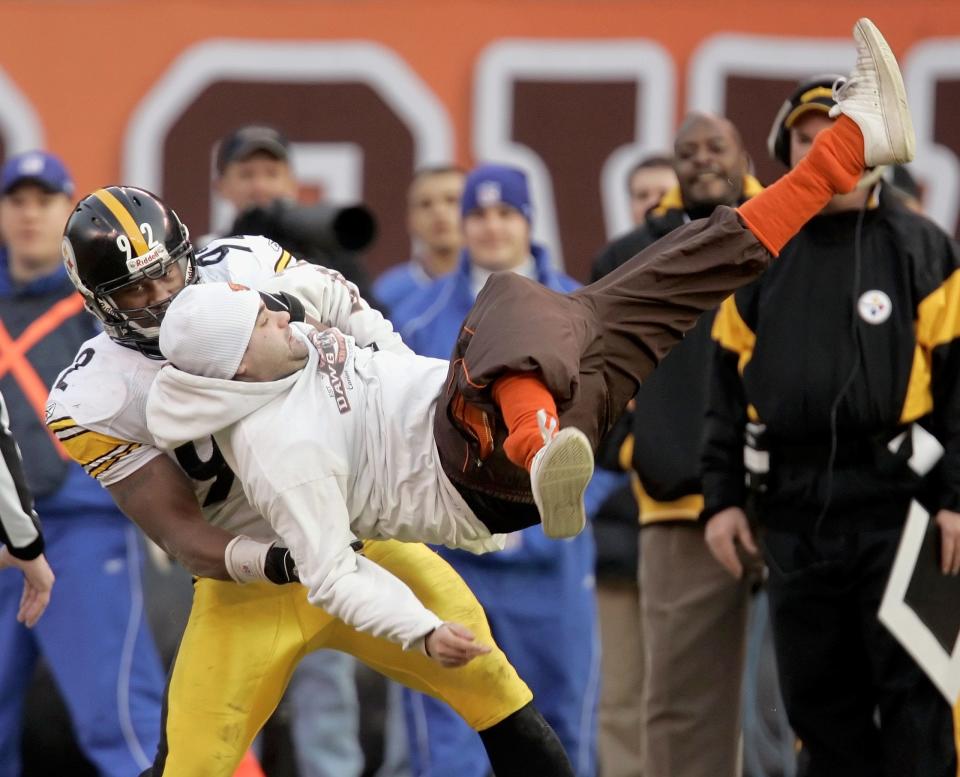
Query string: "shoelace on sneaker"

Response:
xmin=831 ymin=75 xmax=849 ymax=103
xmin=536 ymin=408 xmax=558 ymax=446
xmin=830 ymin=72 xmax=882 ymax=118
xmin=830 ymin=43 xmax=881 ymax=109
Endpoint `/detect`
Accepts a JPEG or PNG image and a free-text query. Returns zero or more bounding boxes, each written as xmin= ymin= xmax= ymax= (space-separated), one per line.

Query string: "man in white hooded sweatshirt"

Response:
xmin=150 ymin=18 xmax=916 ymax=659
xmin=150 ymin=281 xmax=551 ymax=645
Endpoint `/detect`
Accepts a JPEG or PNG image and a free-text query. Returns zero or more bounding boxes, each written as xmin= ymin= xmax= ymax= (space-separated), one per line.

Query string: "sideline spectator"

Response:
xmin=374 ymin=166 xmax=465 ymax=315
xmin=591 ymin=113 xmax=763 ymax=777
xmin=371 ymin=165 xmax=471 ymax=777
xmin=704 ymin=75 xmax=959 ymax=776
xmin=215 ymin=123 xmax=378 ymax=306
xmin=0 ymin=151 xmax=164 ymax=777
xmin=625 ymin=154 xmax=677 ymax=226
xmin=0 ymin=387 xmax=53 ymax=629
xmin=394 ymin=163 xmax=600 ymax=777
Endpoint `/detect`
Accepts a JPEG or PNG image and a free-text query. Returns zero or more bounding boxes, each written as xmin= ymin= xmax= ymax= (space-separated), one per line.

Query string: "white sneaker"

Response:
xmin=829 ymin=17 xmax=915 ymax=166
xmin=529 ymin=409 xmax=594 ymax=539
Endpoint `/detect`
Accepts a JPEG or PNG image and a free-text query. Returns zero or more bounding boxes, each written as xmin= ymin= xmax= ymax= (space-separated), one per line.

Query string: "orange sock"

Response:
xmin=491 ymin=372 xmax=559 ymax=471
xmin=234 ymin=750 xmax=266 ymax=777
xmin=737 ymin=115 xmax=866 ymax=256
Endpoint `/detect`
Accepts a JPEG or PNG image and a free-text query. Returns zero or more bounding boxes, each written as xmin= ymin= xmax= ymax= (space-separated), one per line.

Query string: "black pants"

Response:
xmin=762 ymin=525 xmax=957 ymax=777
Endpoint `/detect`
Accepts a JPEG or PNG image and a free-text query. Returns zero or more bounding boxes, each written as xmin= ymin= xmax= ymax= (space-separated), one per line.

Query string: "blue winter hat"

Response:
xmin=1 ymin=151 xmax=74 ymax=197
xmin=461 ymin=164 xmax=532 ymax=222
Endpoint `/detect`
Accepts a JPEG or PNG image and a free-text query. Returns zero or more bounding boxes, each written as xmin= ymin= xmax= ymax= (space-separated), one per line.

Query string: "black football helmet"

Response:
xmin=62 ymin=186 xmax=197 ymax=356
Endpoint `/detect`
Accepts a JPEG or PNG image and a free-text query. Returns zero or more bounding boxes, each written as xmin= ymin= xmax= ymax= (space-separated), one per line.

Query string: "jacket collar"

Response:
xmin=650 ymin=175 xmax=764 ymax=218
xmin=0 ymin=247 xmax=71 ymax=298
xmin=453 ymin=241 xmax=558 ymax=291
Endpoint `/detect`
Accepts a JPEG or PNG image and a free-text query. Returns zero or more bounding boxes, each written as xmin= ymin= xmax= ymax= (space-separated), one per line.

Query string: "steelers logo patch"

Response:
xmin=857 ymin=290 xmax=892 ymax=325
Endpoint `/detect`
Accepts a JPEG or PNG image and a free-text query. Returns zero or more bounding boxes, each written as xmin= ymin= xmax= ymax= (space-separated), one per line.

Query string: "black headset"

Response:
xmin=766 ymin=74 xmax=844 ymax=167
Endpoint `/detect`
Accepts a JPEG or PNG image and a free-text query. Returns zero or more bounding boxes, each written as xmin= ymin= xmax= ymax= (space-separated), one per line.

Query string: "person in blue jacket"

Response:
xmin=0 ymin=151 xmax=165 ymax=777
xmin=392 ymin=163 xmax=600 ymax=777
xmin=373 ymin=165 xmax=465 ymax=316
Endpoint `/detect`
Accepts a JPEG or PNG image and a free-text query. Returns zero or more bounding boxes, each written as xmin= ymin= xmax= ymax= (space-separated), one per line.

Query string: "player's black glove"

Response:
xmin=264 ymin=545 xmax=300 ymax=584
xmin=259 ymin=290 xmax=306 ymax=323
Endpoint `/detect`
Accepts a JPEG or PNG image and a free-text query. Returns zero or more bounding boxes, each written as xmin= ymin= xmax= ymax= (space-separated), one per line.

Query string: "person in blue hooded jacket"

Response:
xmin=392 ymin=163 xmax=601 ymax=777
xmin=0 ymin=151 xmax=164 ymax=777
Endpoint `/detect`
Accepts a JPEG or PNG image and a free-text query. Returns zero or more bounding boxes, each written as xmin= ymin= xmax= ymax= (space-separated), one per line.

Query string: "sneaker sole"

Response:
xmin=855 ymin=17 xmax=916 ymax=165
xmin=533 ymin=428 xmax=594 ymax=539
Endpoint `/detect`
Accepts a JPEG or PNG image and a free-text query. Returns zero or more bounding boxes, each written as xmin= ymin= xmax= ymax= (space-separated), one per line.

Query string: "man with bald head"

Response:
xmin=592 ymin=112 xmax=752 ymax=280
xmin=673 ymin=113 xmax=748 ymax=212
xmin=589 ymin=113 xmax=761 ymax=777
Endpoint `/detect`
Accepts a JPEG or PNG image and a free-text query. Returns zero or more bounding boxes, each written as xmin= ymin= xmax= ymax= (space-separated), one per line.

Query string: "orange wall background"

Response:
xmin=1 ymin=1 xmax=959 ymax=280
xmin=1 ymin=0 xmax=956 ymax=197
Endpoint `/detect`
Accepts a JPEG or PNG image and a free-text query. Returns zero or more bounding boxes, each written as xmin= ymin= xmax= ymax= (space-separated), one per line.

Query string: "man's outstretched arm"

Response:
xmin=0 ymin=390 xmax=54 ymax=626
xmin=0 ymin=391 xmax=44 ymax=562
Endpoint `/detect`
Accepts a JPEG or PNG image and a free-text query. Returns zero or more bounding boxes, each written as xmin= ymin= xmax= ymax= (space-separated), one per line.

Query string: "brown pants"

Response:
xmin=596 ymin=578 xmax=645 ymax=777
xmin=433 ymin=206 xmax=771 ymax=508
xmin=641 ymin=524 xmax=751 ymax=777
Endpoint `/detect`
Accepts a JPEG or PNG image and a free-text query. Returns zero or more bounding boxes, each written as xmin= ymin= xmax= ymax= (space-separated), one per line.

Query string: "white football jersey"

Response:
xmin=46 ymin=235 xmax=299 ymax=539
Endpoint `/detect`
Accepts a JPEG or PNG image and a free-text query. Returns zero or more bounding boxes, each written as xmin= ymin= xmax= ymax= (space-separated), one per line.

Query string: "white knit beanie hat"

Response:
xmin=159 ymin=282 xmax=261 ymax=379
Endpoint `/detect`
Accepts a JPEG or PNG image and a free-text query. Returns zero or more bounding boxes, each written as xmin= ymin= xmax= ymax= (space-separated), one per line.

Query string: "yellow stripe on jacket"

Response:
xmin=619 ymin=433 xmax=704 ymax=526
xmin=901 ymin=268 xmax=960 ymax=424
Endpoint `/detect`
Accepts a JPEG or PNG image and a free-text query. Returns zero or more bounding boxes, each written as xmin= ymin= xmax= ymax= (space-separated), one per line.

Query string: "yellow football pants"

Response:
xmin=155 ymin=540 xmax=532 ymax=776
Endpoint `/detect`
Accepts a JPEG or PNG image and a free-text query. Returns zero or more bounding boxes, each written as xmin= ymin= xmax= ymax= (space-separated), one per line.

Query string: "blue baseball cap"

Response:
xmin=461 ymin=164 xmax=533 ymax=222
xmin=0 ymin=151 xmax=74 ymax=197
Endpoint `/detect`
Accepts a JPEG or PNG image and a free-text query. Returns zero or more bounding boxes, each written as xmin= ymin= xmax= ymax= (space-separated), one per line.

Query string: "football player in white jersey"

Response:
xmin=48 ymin=186 xmax=575 ymax=777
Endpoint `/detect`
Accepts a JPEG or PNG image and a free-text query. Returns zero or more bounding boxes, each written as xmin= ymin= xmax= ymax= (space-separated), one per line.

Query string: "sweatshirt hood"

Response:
xmin=147 ymin=359 xmax=303 ymax=450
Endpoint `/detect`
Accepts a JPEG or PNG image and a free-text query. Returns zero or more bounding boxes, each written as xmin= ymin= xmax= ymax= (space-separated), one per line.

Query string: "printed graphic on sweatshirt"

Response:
xmin=309 ymin=328 xmax=354 ymax=414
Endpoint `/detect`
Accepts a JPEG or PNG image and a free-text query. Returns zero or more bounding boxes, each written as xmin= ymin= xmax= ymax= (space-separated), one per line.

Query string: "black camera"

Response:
xmin=231 ymin=199 xmax=377 ymax=259
xmin=230 ymin=198 xmax=381 ymax=306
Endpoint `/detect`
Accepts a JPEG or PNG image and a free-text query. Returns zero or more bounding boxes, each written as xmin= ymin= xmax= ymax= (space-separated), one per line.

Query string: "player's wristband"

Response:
xmin=4 ymin=534 xmax=44 ymax=561
xmin=224 ymin=536 xmax=301 ymax=585
xmin=224 ymin=535 xmax=271 ymax=583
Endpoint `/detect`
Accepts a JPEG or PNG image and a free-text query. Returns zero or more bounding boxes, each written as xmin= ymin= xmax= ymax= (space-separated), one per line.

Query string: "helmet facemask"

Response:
xmin=92 ymin=239 xmax=198 ymax=356
xmin=61 ymin=186 xmax=201 ymax=358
